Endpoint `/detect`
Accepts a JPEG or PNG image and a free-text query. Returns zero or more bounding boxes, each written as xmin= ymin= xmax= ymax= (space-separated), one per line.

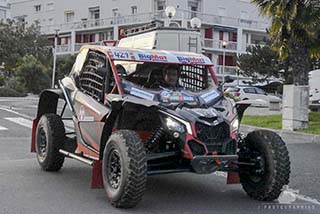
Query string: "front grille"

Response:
xmin=195 ymin=122 xmax=230 ymax=153
xmin=188 ymin=140 xmax=206 ymax=156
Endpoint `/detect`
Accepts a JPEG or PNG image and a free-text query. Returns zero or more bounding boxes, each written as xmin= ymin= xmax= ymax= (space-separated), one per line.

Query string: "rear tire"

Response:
xmin=238 ymin=130 xmax=290 ymax=201
xmin=102 ymin=130 xmax=147 ymax=208
xmin=35 ymin=114 xmax=66 ymax=171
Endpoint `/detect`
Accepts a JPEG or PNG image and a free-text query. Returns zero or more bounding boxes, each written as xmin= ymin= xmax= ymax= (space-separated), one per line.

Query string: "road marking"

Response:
xmin=0 ymin=106 xmax=33 ymax=120
xmin=4 ymin=117 xmax=33 ymax=129
xmin=0 ymin=97 xmax=39 ymax=102
xmin=0 ymin=125 xmax=8 ymax=130
xmin=213 ymin=171 xmax=320 ymax=205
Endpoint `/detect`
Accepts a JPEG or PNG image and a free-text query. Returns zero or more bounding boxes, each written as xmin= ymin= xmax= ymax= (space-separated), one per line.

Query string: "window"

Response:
xmin=117 ymin=62 xmax=214 ymax=92
xmin=35 ymin=5 xmax=41 ymax=12
xmin=98 ymin=31 xmax=113 ymax=41
xmin=255 ymin=88 xmax=267 ymax=95
xmin=155 ymin=0 xmax=166 ymax=11
xmin=229 ymin=32 xmax=237 ymax=42
xmin=131 ymin=6 xmax=137 ymax=15
xmin=89 ymin=6 xmax=100 ymax=19
xmin=188 ymin=1 xmax=199 ymax=18
xmin=219 ymin=31 xmax=224 ymax=40
xmin=227 ymin=87 xmax=240 ymax=93
xmin=79 ymin=50 xmax=108 ymax=102
xmin=243 ymin=88 xmax=256 ymax=94
xmin=65 ymin=11 xmax=75 ymax=23
xmin=47 ymin=2 xmax=54 ymax=11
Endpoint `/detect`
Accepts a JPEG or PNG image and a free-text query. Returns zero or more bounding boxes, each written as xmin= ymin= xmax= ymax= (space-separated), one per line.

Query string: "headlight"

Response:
xmin=231 ymin=117 xmax=239 ymax=132
xmin=165 ymin=117 xmax=185 ymax=133
xmin=160 ymin=110 xmax=193 ymax=135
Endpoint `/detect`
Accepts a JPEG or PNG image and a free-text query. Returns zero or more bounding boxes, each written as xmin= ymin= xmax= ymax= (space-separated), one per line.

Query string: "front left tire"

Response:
xmin=35 ymin=113 xmax=66 ymax=171
xmin=238 ymin=130 xmax=291 ymax=201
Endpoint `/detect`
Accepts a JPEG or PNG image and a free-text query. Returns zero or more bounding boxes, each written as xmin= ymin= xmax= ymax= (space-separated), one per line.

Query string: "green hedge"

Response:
xmin=0 ymin=87 xmax=27 ymax=97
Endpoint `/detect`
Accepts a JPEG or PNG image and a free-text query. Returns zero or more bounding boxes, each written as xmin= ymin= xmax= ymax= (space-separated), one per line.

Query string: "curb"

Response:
xmin=240 ymin=125 xmax=320 ymax=144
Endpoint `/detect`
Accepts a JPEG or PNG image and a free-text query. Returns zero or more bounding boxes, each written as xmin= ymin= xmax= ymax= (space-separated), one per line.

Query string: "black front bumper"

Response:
xmin=191 ymin=154 xmax=238 ymax=174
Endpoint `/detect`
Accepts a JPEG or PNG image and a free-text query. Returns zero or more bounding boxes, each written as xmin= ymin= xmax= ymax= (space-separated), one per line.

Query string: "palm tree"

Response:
xmin=252 ymin=0 xmax=320 ymax=85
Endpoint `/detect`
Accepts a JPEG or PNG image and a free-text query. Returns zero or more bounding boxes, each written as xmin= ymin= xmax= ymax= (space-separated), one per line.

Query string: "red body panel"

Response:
xmin=31 ymin=119 xmax=38 ymax=153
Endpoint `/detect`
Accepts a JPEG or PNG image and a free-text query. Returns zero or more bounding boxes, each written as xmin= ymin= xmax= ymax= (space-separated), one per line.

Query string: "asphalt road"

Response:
xmin=0 ymin=96 xmax=320 ymax=214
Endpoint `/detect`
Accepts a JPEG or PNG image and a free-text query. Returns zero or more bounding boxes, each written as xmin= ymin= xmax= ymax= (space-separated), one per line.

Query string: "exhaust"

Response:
xmin=59 ymin=149 xmax=94 ymax=166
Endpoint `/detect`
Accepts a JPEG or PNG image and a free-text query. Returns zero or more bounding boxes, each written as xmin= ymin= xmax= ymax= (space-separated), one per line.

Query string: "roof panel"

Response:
xmin=81 ymin=45 xmax=213 ymax=66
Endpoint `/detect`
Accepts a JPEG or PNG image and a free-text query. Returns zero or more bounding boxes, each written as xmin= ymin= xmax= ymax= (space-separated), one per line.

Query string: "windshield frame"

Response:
xmin=109 ymin=58 xmax=219 ymax=96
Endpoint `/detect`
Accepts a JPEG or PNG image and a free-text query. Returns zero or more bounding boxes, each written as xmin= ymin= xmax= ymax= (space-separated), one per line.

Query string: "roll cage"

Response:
xmin=73 ymin=45 xmax=219 ymax=97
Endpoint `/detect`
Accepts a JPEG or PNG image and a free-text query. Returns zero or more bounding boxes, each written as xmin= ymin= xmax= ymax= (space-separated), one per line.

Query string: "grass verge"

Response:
xmin=242 ymin=112 xmax=320 ymax=135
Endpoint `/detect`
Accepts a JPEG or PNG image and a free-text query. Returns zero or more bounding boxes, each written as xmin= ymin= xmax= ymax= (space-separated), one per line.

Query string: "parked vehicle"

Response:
xmin=31 ymin=46 xmax=290 ymax=208
xmin=225 ymin=86 xmax=282 ymax=107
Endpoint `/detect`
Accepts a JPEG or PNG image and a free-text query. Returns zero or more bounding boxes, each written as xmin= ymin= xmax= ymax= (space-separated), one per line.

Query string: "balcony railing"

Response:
xmin=75 ymin=42 xmax=102 ymax=52
xmin=214 ymin=65 xmax=237 ymax=76
xmin=56 ymin=44 xmax=72 ymax=54
xmin=55 ymin=41 xmax=105 ymax=54
xmin=203 ymin=39 xmax=237 ymax=51
xmin=41 ymin=11 xmax=164 ymax=33
xmin=40 ymin=9 xmax=269 ymax=34
xmin=174 ymin=9 xmax=269 ymax=30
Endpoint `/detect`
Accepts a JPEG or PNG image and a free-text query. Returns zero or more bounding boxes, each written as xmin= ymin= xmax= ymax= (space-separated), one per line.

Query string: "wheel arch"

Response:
xmin=99 ymin=98 xmax=160 ymax=160
xmin=36 ymin=89 xmax=65 ymax=120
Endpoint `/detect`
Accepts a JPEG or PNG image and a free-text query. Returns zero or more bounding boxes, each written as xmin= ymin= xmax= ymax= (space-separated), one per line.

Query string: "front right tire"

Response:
xmin=102 ymin=130 xmax=147 ymax=208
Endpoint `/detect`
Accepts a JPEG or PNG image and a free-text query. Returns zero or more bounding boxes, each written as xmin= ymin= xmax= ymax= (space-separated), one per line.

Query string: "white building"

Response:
xmin=9 ymin=0 xmax=270 ymax=76
xmin=0 ymin=0 xmax=10 ymax=19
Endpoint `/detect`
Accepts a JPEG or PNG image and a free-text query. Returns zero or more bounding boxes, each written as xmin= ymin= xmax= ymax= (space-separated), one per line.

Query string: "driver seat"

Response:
xmin=146 ymin=69 xmax=162 ymax=88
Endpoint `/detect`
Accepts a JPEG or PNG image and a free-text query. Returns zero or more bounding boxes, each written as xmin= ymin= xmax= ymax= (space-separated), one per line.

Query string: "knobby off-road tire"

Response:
xmin=102 ymin=130 xmax=147 ymax=208
xmin=238 ymin=130 xmax=290 ymax=201
xmin=35 ymin=113 xmax=65 ymax=171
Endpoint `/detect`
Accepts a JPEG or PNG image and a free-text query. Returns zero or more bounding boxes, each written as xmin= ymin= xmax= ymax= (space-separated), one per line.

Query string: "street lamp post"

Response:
xmin=236 ymin=65 xmax=240 ymax=86
xmin=222 ymin=41 xmax=228 ymax=91
xmin=52 ymin=29 xmax=59 ymax=88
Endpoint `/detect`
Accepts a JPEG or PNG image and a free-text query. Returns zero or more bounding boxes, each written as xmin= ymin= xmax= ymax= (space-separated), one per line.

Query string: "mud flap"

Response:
xmin=31 ymin=119 xmax=38 ymax=153
xmin=227 ymin=172 xmax=240 ymax=184
xmin=91 ymin=160 xmax=104 ymax=189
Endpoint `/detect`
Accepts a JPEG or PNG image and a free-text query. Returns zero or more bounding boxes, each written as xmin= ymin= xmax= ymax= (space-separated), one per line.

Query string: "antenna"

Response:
xmin=165 ymin=6 xmax=176 ymax=19
xmin=190 ymin=17 xmax=202 ymax=28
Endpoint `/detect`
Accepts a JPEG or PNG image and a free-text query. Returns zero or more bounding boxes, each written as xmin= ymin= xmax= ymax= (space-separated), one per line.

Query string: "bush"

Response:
xmin=0 ymin=86 xmax=27 ymax=97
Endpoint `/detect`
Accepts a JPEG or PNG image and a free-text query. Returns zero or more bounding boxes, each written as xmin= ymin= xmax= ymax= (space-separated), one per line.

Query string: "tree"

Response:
xmin=0 ymin=20 xmax=51 ymax=78
xmin=55 ymin=55 xmax=77 ymax=83
xmin=252 ymin=0 xmax=320 ymax=85
xmin=238 ymin=45 xmax=284 ymax=82
xmin=14 ymin=55 xmax=50 ymax=94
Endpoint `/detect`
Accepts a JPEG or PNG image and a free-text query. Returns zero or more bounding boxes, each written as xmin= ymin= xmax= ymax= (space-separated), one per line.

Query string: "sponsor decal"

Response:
xmin=183 ymin=95 xmax=195 ymax=102
xmin=78 ymin=106 xmax=95 ymax=122
xmin=130 ymin=87 xmax=155 ymax=100
xmin=177 ymin=56 xmax=206 ymax=64
xmin=111 ymin=51 xmax=131 ymax=60
xmin=137 ymin=53 xmax=168 ymax=62
xmin=201 ymin=90 xmax=220 ymax=103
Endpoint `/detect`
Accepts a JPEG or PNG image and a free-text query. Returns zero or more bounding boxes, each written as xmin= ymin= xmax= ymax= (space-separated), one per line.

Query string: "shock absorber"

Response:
xmin=146 ymin=127 xmax=165 ymax=153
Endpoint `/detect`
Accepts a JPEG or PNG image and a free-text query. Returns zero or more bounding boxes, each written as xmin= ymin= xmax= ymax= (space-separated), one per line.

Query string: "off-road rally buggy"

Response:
xmin=31 ymin=46 xmax=291 ymax=208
